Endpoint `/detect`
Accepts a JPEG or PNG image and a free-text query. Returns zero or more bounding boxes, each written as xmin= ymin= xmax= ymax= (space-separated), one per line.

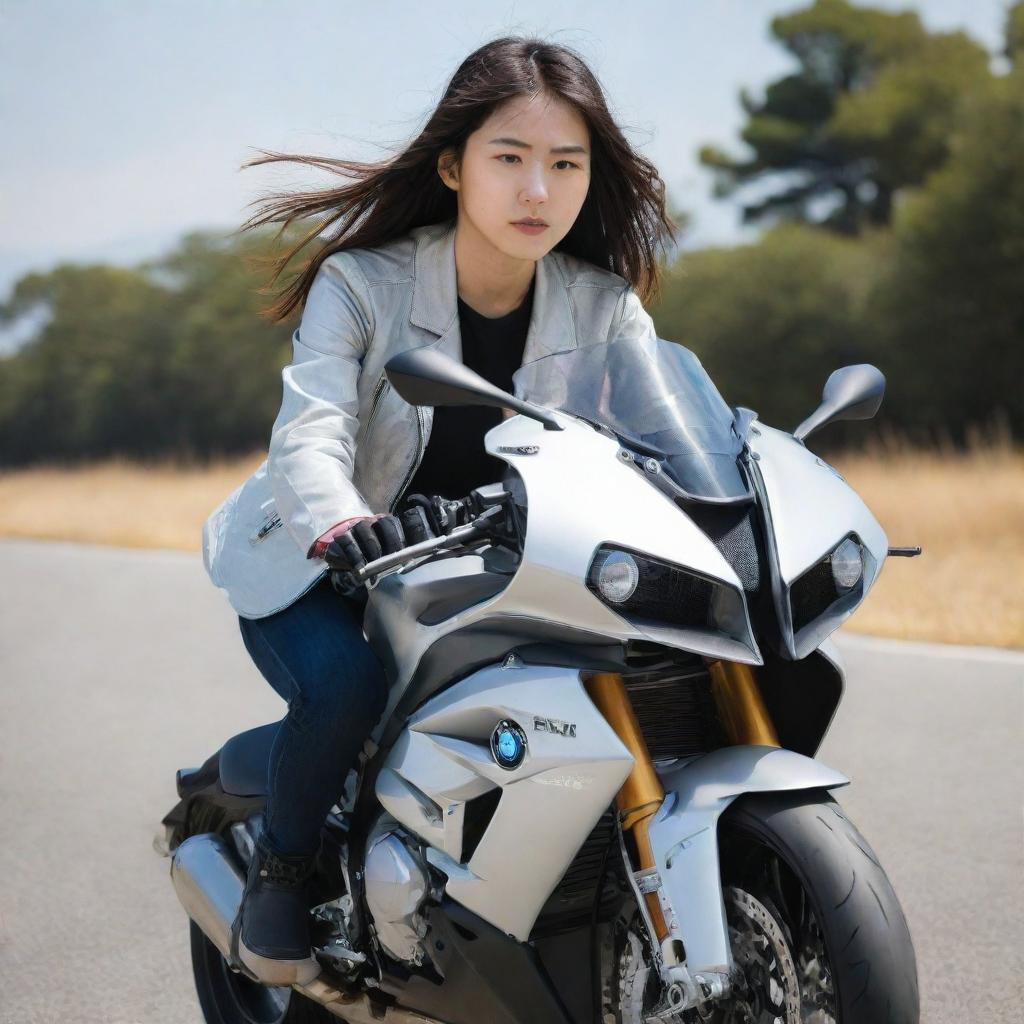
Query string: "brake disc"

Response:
xmin=616 ymin=928 xmax=654 ymax=1024
xmin=612 ymin=886 xmax=802 ymax=1024
xmin=793 ymin=909 xmax=836 ymax=1024
xmin=719 ymin=885 xmax=800 ymax=1024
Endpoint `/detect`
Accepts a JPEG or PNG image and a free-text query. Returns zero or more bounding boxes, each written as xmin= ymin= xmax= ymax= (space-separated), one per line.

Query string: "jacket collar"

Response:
xmin=409 ymin=219 xmax=578 ymax=365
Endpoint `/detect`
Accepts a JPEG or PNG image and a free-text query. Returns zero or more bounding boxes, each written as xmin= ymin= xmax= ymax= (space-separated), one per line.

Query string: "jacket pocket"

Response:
xmin=361 ymin=374 xmax=392 ymax=445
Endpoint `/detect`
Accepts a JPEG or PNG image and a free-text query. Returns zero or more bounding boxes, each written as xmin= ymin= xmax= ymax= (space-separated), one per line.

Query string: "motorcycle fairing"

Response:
xmin=376 ymin=896 xmax=574 ymax=1024
xmin=365 ymin=410 xmax=761 ymax=741
xmin=375 ymin=662 xmax=634 ymax=941
xmin=746 ymin=424 xmax=888 ymax=659
xmin=648 ymin=745 xmax=850 ymax=975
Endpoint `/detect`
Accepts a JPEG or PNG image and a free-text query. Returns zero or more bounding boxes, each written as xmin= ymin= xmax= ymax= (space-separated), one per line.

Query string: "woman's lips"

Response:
xmin=512 ymin=221 xmax=549 ymax=236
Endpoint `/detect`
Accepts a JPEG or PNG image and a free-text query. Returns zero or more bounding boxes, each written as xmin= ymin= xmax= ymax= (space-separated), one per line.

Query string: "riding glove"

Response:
xmin=324 ymin=507 xmax=436 ymax=573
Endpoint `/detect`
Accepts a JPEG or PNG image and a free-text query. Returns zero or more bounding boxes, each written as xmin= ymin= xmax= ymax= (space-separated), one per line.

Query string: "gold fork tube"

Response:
xmin=584 ymin=663 xmax=779 ymax=943
xmin=706 ymin=660 xmax=780 ymax=747
xmin=585 ymin=671 xmax=668 ymax=940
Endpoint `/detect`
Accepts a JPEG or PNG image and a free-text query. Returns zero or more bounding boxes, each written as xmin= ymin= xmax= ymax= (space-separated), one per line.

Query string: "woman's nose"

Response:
xmin=518 ymin=166 xmax=549 ymax=205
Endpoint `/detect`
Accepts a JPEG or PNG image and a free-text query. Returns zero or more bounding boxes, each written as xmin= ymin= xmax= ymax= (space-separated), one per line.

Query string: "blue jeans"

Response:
xmin=238 ymin=576 xmax=389 ymax=857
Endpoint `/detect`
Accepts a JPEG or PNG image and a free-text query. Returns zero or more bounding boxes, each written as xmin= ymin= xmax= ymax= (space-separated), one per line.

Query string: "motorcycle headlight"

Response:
xmin=830 ymin=537 xmax=864 ymax=591
xmin=591 ymin=549 xmax=640 ymax=604
xmin=789 ymin=534 xmax=868 ymax=636
xmin=587 ymin=545 xmax=749 ymax=645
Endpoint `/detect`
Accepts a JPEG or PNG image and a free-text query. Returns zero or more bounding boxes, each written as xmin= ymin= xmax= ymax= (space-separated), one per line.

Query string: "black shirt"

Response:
xmin=404 ymin=279 xmax=534 ymax=501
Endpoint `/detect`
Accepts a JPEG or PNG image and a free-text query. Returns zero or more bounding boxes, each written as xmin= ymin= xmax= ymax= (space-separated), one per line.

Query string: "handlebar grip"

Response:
xmin=329 ymin=568 xmax=365 ymax=598
xmin=352 ymin=506 xmax=505 ymax=585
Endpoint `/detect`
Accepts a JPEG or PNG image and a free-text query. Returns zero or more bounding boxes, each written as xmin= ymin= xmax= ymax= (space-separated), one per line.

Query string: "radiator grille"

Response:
xmin=530 ymin=810 xmax=620 ymax=938
xmin=623 ymin=646 xmax=725 ymax=761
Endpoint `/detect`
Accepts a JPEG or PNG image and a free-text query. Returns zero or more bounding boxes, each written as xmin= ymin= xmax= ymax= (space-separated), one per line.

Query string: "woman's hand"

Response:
xmin=319 ymin=515 xmax=402 ymax=574
xmin=320 ymin=507 xmax=437 ymax=573
xmin=308 ymin=515 xmax=383 ymax=561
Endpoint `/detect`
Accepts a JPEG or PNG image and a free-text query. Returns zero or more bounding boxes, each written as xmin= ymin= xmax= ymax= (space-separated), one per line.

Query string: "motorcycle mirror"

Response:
xmin=793 ymin=364 xmax=886 ymax=443
xmin=385 ymin=347 xmax=564 ymax=431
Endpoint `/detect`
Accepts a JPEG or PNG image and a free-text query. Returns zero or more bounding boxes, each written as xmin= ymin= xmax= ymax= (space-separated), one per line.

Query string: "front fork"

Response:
xmin=585 ymin=662 xmax=780 ymax=1003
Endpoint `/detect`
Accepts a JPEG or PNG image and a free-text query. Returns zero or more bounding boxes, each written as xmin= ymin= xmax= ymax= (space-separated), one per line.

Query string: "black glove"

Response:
xmin=324 ymin=514 xmax=402 ymax=574
xmin=324 ymin=508 xmax=437 ymax=575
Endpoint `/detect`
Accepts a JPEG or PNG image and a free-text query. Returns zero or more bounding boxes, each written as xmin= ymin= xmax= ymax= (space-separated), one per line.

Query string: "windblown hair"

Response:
xmin=241 ymin=36 xmax=677 ymax=322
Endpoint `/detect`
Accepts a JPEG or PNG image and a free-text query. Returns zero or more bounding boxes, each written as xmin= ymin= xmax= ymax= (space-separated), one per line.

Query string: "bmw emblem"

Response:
xmin=490 ymin=720 xmax=527 ymax=771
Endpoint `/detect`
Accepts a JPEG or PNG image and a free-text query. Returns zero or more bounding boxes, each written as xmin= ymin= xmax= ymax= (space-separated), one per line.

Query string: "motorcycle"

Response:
xmin=157 ymin=334 xmax=920 ymax=1023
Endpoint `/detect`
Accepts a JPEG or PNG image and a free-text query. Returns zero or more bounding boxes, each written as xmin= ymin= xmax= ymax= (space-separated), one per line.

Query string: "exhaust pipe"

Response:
xmin=170 ymin=832 xmax=244 ymax=960
xmin=170 ymin=832 xmax=440 ymax=1023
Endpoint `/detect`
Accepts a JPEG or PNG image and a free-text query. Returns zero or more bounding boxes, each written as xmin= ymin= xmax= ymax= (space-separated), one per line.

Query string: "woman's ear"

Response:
xmin=437 ymin=149 xmax=460 ymax=192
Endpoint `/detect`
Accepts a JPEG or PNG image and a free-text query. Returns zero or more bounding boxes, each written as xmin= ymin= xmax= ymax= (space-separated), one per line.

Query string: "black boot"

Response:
xmin=236 ymin=833 xmax=321 ymax=986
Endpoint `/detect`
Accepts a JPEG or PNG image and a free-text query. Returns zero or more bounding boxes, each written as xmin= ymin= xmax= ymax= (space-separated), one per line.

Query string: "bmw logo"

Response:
xmin=490 ymin=720 xmax=527 ymax=771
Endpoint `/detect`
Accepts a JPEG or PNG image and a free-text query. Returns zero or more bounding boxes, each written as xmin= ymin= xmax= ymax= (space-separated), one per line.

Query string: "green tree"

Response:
xmin=651 ymin=224 xmax=891 ymax=432
xmin=862 ymin=67 xmax=1024 ymax=438
xmin=0 ymin=265 xmax=176 ymax=461
xmin=144 ymin=229 xmax=297 ymax=455
xmin=699 ymin=0 xmax=991 ymax=233
xmin=1007 ymin=1 xmax=1024 ymax=65
xmin=0 ymin=228 xmax=295 ymax=465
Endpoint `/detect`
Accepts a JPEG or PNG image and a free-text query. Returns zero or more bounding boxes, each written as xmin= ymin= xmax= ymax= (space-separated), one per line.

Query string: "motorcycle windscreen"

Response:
xmin=513 ymin=335 xmax=750 ymax=502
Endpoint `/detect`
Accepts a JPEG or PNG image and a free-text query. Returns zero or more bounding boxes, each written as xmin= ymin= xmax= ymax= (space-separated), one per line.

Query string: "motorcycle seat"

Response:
xmin=219 ymin=721 xmax=280 ymax=797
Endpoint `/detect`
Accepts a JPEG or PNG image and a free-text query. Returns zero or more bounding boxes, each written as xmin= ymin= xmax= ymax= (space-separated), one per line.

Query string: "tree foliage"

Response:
xmin=0 ymin=229 xmax=295 ymax=464
xmin=1007 ymin=1 xmax=1024 ymax=65
xmin=862 ymin=67 xmax=1024 ymax=437
xmin=651 ymin=224 xmax=892 ymax=433
xmin=656 ymin=56 xmax=1024 ymax=441
xmin=699 ymin=0 xmax=990 ymax=233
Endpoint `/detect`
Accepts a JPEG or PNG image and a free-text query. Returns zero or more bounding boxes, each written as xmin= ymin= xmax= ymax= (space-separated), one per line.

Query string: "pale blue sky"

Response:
xmin=0 ymin=0 xmax=1010 ymax=305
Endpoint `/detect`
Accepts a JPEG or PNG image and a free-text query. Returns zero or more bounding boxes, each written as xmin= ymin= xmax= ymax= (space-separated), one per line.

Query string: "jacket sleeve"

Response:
xmin=267 ymin=252 xmax=378 ymax=557
xmin=608 ymin=284 xmax=658 ymax=345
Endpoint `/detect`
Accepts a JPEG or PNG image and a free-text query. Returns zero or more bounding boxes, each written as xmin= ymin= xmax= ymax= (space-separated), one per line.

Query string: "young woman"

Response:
xmin=202 ymin=35 xmax=675 ymax=985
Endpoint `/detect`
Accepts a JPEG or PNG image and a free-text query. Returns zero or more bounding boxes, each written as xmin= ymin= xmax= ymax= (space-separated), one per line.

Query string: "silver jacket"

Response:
xmin=202 ymin=219 xmax=657 ymax=618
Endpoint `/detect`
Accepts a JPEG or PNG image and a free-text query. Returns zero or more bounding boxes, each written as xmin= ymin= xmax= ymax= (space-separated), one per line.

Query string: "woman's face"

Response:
xmin=439 ymin=90 xmax=592 ymax=262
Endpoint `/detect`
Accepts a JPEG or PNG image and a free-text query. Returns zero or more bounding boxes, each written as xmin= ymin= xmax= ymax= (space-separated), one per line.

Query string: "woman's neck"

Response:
xmin=453 ymin=219 xmax=536 ymax=318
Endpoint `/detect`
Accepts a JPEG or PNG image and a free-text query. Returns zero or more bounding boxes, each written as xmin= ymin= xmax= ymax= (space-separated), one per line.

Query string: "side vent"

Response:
xmin=461 ymin=787 xmax=502 ymax=863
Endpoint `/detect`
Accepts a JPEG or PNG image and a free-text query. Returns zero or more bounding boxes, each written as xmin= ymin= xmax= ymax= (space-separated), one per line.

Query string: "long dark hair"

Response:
xmin=241 ymin=36 xmax=677 ymax=323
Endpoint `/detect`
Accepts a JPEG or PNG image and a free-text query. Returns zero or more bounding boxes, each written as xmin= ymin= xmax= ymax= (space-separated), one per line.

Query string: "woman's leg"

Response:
xmin=232 ymin=578 xmax=388 ymax=982
xmin=238 ymin=577 xmax=388 ymax=857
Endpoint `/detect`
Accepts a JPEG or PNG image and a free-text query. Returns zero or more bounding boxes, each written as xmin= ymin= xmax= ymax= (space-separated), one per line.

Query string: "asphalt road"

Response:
xmin=0 ymin=539 xmax=1021 ymax=1024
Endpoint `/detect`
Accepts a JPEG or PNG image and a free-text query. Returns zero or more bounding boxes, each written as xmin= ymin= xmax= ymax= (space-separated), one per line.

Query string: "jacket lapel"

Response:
xmin=409 ymin=221 xmax=462 ymax=364
xmin=408 ymin=220 xmax=579 ymax=368
xmin=523 ymin=247 xmax=578 ymax=365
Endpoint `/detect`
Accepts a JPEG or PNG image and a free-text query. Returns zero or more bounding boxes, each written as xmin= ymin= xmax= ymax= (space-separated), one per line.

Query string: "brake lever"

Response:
xmin=354 ymin=506 xmax=506 ymax=586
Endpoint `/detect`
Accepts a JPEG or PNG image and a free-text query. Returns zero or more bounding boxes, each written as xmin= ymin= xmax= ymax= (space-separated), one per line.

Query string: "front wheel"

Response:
xmin=716 ymin=789 xmax=919 ymax=1023
xmin=608 ymin=790 xmax=919 ymax=1023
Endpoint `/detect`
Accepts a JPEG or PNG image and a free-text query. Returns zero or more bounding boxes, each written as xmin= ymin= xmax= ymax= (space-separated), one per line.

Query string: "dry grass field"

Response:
xmin=832 ymin=442 xmax=1023 ymax=648
xmin=0 ymin=444 xmax=1020 ymax=648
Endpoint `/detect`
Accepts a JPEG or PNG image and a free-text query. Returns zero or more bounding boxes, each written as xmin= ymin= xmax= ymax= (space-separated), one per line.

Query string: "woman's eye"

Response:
xmin=554 ymin=160 xmax=580 ymax=170
xmin=497 ymin=154 xmax=521 ymax=164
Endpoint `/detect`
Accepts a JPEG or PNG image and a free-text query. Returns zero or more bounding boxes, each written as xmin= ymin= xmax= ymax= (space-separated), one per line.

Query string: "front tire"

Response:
xmin=719 ymin=789 xmax=919 ymax=1023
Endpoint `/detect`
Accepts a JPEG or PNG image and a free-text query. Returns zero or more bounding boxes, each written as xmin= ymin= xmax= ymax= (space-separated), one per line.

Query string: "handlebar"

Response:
xmin=330 ymin=503 xmax=508 ymax=595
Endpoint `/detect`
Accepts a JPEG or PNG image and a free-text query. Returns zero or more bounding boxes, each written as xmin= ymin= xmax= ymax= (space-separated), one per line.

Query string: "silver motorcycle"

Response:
xmin=158 ymin=335 xmax=920 ymax=1024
